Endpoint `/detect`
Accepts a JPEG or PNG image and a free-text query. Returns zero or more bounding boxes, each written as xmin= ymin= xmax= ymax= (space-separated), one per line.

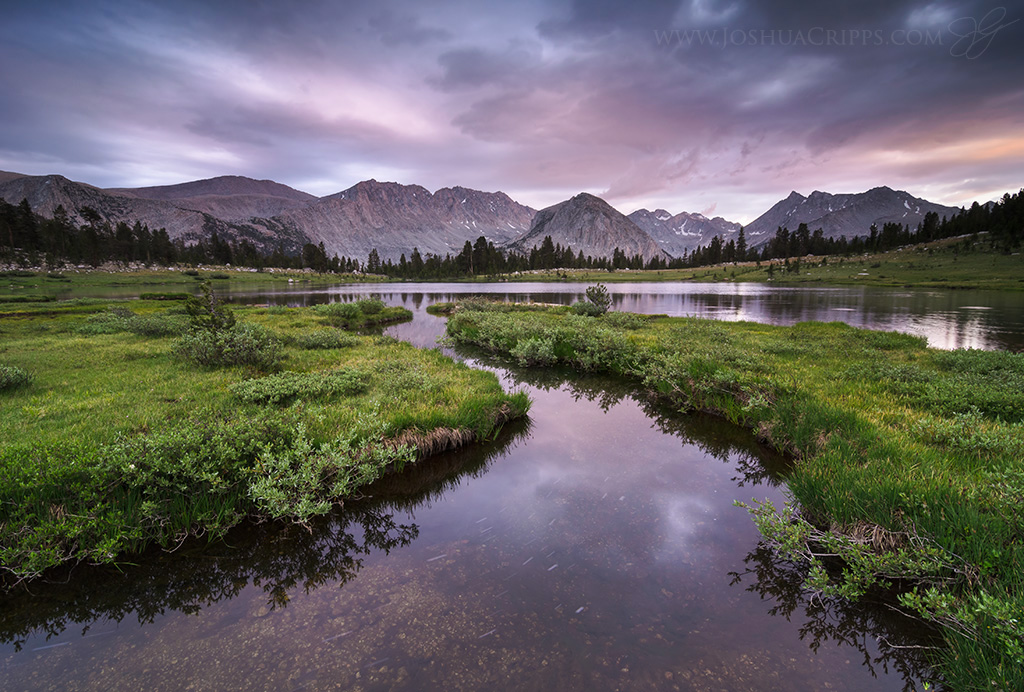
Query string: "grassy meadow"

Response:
xmin=510 ymin=238 xmax=1024 ymax=291
xmin=0 ymin=295 xmax=528 ymax=585
xmin=443 ymin=300 xmax=1023 ymax=690
xmin=0 ymin=266 xmax=391 ymax=304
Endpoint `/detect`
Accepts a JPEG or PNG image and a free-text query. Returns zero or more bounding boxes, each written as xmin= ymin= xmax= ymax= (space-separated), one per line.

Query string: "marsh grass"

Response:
xmin=312 ymin=299 xmax=411 ymax=329
xmin=445 ymin=301 xmax=1024 ymax=690
xmin=0 ymin=299 xmax=528 ymax=586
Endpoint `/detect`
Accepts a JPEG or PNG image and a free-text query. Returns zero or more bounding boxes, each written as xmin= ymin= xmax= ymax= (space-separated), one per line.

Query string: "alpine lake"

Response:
xmin=3 ymin=281 xmax=1022 ymax=691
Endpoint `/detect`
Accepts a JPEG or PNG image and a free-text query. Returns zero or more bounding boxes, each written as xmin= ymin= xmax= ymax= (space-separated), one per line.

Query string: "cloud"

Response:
xmin=0 ymin=0 xmax=1021 ymax=219
xmin=368 ymin=9 xmax=452 ymax=46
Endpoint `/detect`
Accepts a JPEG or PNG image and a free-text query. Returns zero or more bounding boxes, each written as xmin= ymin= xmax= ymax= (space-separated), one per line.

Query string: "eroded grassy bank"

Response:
xmin=443 ymin=300 xmax=1023 ymax=690
xmin=0 ymin=296 xmax=528 ymax=586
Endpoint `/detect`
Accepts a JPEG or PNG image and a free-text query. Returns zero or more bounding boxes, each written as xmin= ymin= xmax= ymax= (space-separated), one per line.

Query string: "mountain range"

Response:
xmin=627 ymin=208 xmax=743 ymax=257
xmin=742 ymin=187 xmax=961 ymax=242
xmin=0 ymin=170 xmax=965 ymax=263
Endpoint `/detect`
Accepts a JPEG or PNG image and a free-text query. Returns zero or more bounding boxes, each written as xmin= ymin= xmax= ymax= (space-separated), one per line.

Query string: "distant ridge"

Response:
xmin=0 ymin=169 xmax=970 ymax=263
xmin=511 ymin=192 xmax=667 ymax=261
xmin=744 ymin=186 xmax=961 ymax=243
xmin=272 ymin=179 xmax=536 ymax=262
xmin=628 ymin=208 xmax=742 ymax=256
xmin=109 ymin=176 xmax=317 ymax=221
xmin=0 ymin=173 xmax=310 ymax=253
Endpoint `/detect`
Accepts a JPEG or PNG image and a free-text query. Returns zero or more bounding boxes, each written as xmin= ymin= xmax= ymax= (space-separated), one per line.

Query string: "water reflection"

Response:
xmin=210 ymin=281 xmax=1023 ymax=352
xmin=730 ymin=544 xmax=943 ymax=692
xmin=0 ymin=421 xmax=531 ymax=653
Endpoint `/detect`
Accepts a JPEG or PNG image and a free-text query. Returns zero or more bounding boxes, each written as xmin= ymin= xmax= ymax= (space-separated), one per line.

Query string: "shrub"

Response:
xmin=510 ymin=336 xmax=558 ymax=366
xmin=77 ymin=307 xmax=187 ymax=337
xmin=174 ymin=323 xmax=283 ymax=371
xmin=585 ymin=283 xmax=612 ymax=315
xmin=0 ymin=364 xmax=32 ymax=392
xmin=295 ymin=329 xmax=359 ymax=350
xmin=184 ymin=282 xmax=235 ymax=333
xmin=357 ymin=298 xmax=385 ymax=315
xmin=314 ymin=302 xmax=362 ymax=321
xmin=603 ymin=311 xmax=649 ymax=330
xmin=77 ymin=309 xmax=133 ymax=335
xmin=570 ymin=301 xmax=604 ymax=317
xmin=247 ymin=423 xmax=414 ymax=522
xmin=128 ymin=314 xmax=189 ymax=337
xmin=230 ymin=369 xmax=369 ymax=405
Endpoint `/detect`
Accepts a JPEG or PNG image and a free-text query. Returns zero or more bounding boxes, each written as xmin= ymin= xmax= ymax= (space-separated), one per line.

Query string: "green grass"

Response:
xmin=0 ymin=299 xmax=528 ymax=585
xmin=1 ymin=266 xmax=393 ymax=302
xmin=443 ymin=302 xmax=1024 ymax=690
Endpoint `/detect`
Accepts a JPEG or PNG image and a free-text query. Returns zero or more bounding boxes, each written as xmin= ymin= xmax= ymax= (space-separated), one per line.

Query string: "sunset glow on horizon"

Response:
xmin=1 ymin=0 xmax=1021 ymax=222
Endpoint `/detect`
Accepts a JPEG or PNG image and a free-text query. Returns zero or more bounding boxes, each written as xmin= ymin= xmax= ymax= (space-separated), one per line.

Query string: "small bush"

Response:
xmin=295 ymin=329 xmax=359 ymax=350
xmin=585 ymin=283 xmax=612 ymax=315
xmin=0 ymin=364 xmax=32 ymax=392
xmin=314 ymin=302 xmax=362 ymax=321
xmin=230 ymin=369 xmax=370 ymax=405
xmin=78 ymin=310 xmax=131 ymax=335
xmin=128 ymin=314 xmax=189 ymax=337
xmin=182 ymin=269 xmax=200 ymax=277
xmin=184 ymin=282 xmax=235 ymax=333
xmin=174 ymin=323 xmax=283 ymax=371
xmin=357 ymin=298 xmax=385 ymax=315
xmin=602 ymin=311 xmax=649 ymax=330
xmin=510 ymin=337 xmax=558 ymax=366
xmin=570 ymin=301 xmax=605 ymax=317
xmin=77 ymin=307 xmax=187 ymax=337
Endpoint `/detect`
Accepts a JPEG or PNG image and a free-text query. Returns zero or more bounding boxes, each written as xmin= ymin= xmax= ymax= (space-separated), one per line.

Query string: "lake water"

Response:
xmin=225 ymin=280 xmax=1024 ymax=351
xmin=4 ymin=280 xmax=1012 ymax=690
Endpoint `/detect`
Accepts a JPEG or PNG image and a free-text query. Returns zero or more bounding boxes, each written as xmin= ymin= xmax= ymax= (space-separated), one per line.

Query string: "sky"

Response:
xmin=1 ymin=0 xmax=1022 ymax=223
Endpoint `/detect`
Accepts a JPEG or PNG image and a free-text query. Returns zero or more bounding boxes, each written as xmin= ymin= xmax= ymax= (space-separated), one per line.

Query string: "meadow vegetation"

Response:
xmin=0 ymin=292 xmax=528 ymax=587
xmin=513 ymin=236 xmax=1024 ymax=291
xmin=443 ymin=300 xmax=1024 ymax=690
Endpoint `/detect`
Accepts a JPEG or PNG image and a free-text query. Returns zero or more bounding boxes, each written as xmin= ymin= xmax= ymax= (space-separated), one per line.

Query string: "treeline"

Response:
xmin=371 ymin=235 xmax=668 ymax=279
xmin=0 ymin=198 xmax=664 ymax=277
xmin=0 ymin=200 xmax=360 ymax=272
xmin=2 ymin=190 xmax=1021 ymax=277
xmin=684 ymin=190 xmax=1023 ymax=265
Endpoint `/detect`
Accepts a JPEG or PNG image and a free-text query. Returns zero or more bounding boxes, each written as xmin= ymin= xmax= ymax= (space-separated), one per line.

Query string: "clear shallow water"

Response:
xmin=0 ymin=370 xmax=934 ymax=690
xmin=3 ymin=282 xmax=991 ymax=690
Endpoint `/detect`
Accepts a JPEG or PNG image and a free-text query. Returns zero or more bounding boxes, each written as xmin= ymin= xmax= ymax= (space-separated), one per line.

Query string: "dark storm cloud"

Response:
xmin=0 ymin=0 xmax=1021 ymax=218
xmin=368 ymin=9 xmax=452 ymax=46
xmin=434 ymin=44 xmax=543 ymax=90
xmin=539 ymin=0 xmax=684 ymax=38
